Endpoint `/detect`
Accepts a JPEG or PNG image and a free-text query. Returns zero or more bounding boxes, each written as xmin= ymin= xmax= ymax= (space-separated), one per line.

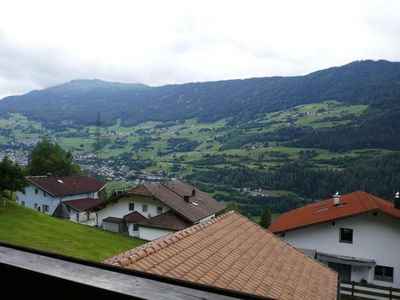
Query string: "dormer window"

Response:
xmin=339 ymin=228 xmax=353 ymax=243
xmin=35 ymin=188 xmax=38 ymax=194
xmin=157 ymin=206 xmax=163 ymax=214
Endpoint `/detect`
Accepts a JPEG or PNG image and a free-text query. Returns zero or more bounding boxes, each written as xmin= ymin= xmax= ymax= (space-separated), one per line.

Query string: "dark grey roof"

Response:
xmin=52 ymin=202 xmax=70 ymax=219
xmin=102 ymin=217 xmax=124 ymax=224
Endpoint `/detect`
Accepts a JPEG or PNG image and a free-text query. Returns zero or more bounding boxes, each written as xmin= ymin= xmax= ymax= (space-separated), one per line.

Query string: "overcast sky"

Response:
xmin=0 ymin=0 xmax=399 ymax=99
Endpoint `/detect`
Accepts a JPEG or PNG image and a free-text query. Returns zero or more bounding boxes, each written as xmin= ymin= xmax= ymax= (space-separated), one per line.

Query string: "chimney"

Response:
xmin=333 ymin=191 xmax=340 ymax=206
xmin=192 ymin=188 xmax=196 ymax=196
xmin=395 ymin=192 xmax=400 ymax=209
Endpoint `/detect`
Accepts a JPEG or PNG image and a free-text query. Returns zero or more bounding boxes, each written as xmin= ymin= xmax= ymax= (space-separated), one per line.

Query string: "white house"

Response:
xmin=268 ymin=190 xmax=400 ymax=288
xmin=90 ymin=180 xmax=226 ymax=240
xmin=16 ymin=175 xmax=105 ymax=224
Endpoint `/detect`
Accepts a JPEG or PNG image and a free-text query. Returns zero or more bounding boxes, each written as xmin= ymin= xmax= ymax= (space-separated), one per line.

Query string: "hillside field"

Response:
xmin=0 ymin=200 xmax=145 ymax=261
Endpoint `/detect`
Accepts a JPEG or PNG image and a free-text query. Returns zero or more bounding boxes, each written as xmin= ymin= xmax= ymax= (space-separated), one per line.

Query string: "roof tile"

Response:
xmin=104 ymin=211 xmax=338 ymax=300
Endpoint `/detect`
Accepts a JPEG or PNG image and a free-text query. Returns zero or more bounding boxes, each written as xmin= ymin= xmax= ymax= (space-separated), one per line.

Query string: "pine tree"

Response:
xmin=259 ymin=208 xmax=272 ymax=228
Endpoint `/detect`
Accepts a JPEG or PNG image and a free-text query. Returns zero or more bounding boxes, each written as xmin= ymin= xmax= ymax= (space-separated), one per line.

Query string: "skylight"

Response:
xmin=57 ymin=180 xmax=63 ymax=183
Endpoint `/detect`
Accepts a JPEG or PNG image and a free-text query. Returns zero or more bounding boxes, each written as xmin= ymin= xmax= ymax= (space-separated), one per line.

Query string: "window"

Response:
xmin=35 ymin=188 xmax=38 ymax=194
xmin=157 ymin=206 xmax=163 ymax=214
xmin=133 ymin=224 xmax=139 ymax=231
xmin=76 ymin=213 xmax=79 ymax=222
xmin=42 ymin=205 xmax=49 ymax=213
xmin=34 ymin=203 xmax=38 ymax=209
xmin=21 ymin=201 xmax=25 ymax=207
xmin=129 ymin=203 xmax=135 ymax=211
xmin=374 ymin=265 xmax=394 ymax=282
xmin=340 ymin=228 xmax=353 ymax=243
xmin=43 ymin=191 xmax=47 ymax=197
xmin=142 ymin=204 xmax=148 ymax=212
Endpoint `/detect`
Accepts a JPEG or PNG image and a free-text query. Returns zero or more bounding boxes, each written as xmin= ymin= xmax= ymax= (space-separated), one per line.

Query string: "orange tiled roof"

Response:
xmin=268 ymin=191 xmax=400 ymax=234
xmin=104 ymin=211 xmax=338 ymax=300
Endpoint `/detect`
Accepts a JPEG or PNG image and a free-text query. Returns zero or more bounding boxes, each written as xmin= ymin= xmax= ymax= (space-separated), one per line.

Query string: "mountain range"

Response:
xmin=1 ymin=59 xmax=399 ymax=127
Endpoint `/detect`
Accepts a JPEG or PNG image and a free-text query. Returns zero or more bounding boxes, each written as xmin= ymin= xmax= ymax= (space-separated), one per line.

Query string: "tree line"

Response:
xmin=187 ymin=152 xmax=400 ymax=201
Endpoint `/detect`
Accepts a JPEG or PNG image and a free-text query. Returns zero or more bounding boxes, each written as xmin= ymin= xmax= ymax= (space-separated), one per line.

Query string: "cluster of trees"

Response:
xmin=216 ymin=193 xmax=310 ymax=215
xmin=187 ymin=152 xmax=400 ymax=202
xmin=0 ymin=157 xmax=26 ymax=205
xmin=166 ymin=138 xmax=199 ymax=152
xmin=289 ymin=109 xmax=400 ymax=152
xmin=0 ymin=139 xmax=82 ymax=203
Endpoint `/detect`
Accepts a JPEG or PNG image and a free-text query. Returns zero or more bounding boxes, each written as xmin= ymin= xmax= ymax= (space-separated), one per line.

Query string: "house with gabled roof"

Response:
xmin=90 ymin=180 xmax=225 ymax=240
xmin=16 ymin=175 xmax=105 ymax=224
xmin=268 ymin=191 xmax=400 ymax=288
xmin=104 ymin=211 xmax=338 ymax=300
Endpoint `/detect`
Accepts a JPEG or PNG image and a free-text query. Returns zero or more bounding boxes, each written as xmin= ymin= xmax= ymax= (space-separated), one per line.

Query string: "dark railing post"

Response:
xmin=389 ymin=286 xmax=392 ymax=300
xmin=351 ymin=281 xmax=355 ymax=296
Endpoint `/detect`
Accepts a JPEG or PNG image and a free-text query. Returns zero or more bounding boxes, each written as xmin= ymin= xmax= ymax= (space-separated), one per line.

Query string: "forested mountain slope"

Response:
xmin=1 ymin=60 xmax=399 ymax=127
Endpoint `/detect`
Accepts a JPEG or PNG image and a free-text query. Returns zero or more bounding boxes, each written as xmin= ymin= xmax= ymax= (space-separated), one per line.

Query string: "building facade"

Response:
xmin=16 ymin=176 xmax=105 ymax=222
xmin=269 ymin=191 xmax=400 ymax=288
xmin=90 ymin=180 xmax=225 ymax=240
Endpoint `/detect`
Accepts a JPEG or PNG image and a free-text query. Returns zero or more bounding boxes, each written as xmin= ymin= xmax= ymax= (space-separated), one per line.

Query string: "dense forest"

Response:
xmin=187 ymin=152 xmax=400 ymax=201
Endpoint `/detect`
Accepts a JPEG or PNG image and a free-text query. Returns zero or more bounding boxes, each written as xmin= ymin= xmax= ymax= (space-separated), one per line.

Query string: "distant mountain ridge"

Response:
xmin=0 ymin=60 xmax=399 ymax=127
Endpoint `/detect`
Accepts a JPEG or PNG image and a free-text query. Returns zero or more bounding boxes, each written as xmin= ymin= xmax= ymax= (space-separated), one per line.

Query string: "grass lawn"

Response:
xmin=0 ymin=200 xmax=145 ymax=261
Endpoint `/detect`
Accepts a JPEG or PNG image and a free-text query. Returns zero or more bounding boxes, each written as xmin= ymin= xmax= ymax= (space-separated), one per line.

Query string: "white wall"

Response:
xmin=69 ymin=211 xmax=97 ymax=226
xmin=128 ymin=223 xmax=140 ymax=237
xmin=16 ymin=184 xmax=98 ymax=216
xmin=197 ymin=214 xmax=215 ymax=224
xmin=138 ymin=226 xmax=175 ymax=241
xmin=282 ymin=213 xmax=400 ymax=288
xmin=103 ymin=222 xmax=120 ymax=233
xmin=96 ymin=196 xmax=170 ymax=225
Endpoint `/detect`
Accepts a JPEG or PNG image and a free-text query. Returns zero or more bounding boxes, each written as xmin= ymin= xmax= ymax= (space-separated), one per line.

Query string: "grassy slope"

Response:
xmin=0 ymin=200 xmax=145 ymax=261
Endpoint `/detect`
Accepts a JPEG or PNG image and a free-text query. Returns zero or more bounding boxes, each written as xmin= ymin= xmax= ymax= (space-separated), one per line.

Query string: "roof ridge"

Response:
xmin=106 ymin=211 xmax=234 ymax=266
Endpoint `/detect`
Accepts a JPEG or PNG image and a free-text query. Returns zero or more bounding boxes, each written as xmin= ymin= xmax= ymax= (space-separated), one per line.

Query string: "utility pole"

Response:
xmin=94 ymin=111 xmax=102 ymax=173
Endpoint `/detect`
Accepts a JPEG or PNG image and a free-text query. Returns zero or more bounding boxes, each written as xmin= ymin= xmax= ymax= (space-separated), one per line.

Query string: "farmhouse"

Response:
xmin=104 ymin=211 xmax=338 ymax=299
xmin=268 ymin=191 xmax=400 ymax=288
xmin=16 ymin=175 xmax=105 ymax=224
xmin=90 ymin=180 xmax=225 ymax=240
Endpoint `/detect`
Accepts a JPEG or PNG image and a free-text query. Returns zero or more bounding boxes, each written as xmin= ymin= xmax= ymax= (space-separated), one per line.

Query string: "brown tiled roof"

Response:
xmin=63 ymin=198 xmax=103 ymax=212
xmin=104 ymin=211 xmax=338 ymax=300
xmin=91 ymin=180 xmax=226 ymax=223
xmin=268 ymin=191 xmax=400 ymax=234
xmin=137 ymin=210 xmax=192 ymax=231
xmin=123 ymin=211 xmax=146 ymax=223
xmin=144 ymin=181 xmax=225 ymax=222
xmin=27 ymin=176 xmax=105 ymax=197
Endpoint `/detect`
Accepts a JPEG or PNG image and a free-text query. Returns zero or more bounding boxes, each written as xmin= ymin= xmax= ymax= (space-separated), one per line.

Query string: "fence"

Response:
xmin=340 ymin=281 xmax=400 ymax=300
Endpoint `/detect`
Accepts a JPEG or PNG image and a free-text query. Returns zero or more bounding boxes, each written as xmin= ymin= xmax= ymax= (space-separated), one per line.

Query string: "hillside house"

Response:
xmin=16 ymin=175 xmax=105 ymax=225
xmin=268 ymin=191 xmax=400 ymax=288
xmin=104 ymin=211 xmax=338 ymax=300
xmin=90 ymin=180 xmax=225 ymax=240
